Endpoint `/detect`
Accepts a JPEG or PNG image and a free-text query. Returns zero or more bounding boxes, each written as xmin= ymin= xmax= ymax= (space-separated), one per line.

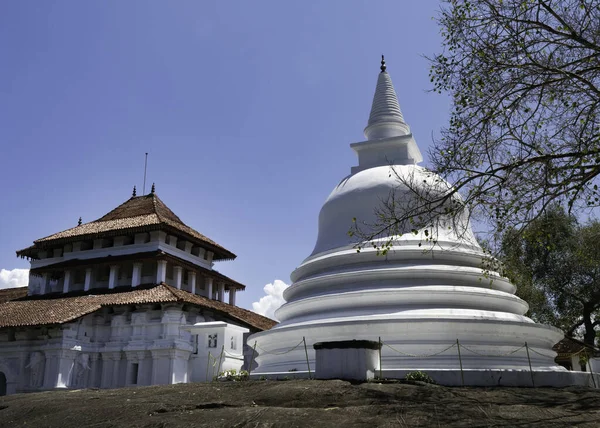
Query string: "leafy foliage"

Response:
xmin=356 ymin=0 xmax=600 ymax=249
xmin=217 ymin=369 xmax=249 ymax=382
xmin=501 ymin=204 xmax=600 ymax=345
xmin=404 ymin=371 xmax=436 ymax=384
xmin=432 ymin=0 xmax=600 ymax=233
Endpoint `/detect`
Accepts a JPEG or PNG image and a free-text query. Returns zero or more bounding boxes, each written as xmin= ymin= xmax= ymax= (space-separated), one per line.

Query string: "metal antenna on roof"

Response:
xmin=143 ymin=152 xmax=148 ymax=195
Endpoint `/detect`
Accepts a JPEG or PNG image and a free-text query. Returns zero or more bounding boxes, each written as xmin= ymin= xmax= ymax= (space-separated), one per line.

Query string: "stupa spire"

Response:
xmin=364 ymin=55 xmax=410 ymax=140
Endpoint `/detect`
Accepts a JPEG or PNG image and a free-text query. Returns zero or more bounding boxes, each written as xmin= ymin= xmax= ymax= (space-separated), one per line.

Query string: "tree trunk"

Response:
xmin=582 ymin=305 xmax=596 ymax=347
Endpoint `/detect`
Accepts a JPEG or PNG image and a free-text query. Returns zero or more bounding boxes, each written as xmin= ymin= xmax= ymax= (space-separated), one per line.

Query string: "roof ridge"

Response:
xmin=152 ymin=194 xmax=185 ymax=225
xmin=93 ymin=196 xmax=141 ymax=222
xmin=159 ymin=282 xmax=181 ymax=300
xmin=152 ymin=193 xmax=159 ymax=219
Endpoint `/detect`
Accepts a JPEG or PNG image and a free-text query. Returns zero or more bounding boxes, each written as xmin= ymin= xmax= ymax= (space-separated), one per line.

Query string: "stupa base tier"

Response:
xmin=249 ymin=317 xmax=567 ymax=378
xmin=250 ymin=369 xmax=594 ymax=387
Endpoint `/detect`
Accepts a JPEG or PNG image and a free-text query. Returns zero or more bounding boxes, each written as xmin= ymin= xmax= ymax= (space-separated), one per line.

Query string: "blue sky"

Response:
xmin=0 ymin=0 xmax=450 ymax=312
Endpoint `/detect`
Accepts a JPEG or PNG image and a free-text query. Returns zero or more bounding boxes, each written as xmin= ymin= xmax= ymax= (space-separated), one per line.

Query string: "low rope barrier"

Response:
xmin=459 ymin=343 xmax=526 ymax=357
xmin=256 ymin=339 xmax=305 ymax=355
xmin=383 ymin=342 xmax=456 ymax=358
xmin=527 ymin=347 xmax=553 ymax=358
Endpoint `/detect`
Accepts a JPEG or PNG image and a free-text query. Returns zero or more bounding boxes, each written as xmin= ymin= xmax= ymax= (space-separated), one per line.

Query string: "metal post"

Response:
xmin=303 ymin=337 xmax=312 ymax=380
xmin=248 ymin=341 xmax=257 ymax=377
xmin=525 ymin=342 xmax=535 ymax=387
xmin=378 ymin=337 xmax=383 ymax=380
xmin=205 ymin=351 xmax=212 ymax=382
xmin=142 ymin=152 xmax=148 ymax=195
xmin=216 ymin=345 xmax=225 ymax=381
xmin=456 ymin=339 xmax=465 ymax=386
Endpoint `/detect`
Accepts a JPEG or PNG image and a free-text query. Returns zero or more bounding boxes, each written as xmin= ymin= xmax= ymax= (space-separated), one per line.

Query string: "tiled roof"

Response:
xmin=166 ymin=286 xmax=275 ymax=330
xmin=553 ymin=336 xmax=600 ymax=357
xmin=0 ymin=287 xmax=28 ymax=304
xmin=0 ymin=284 xmax=276 ymax=331
xmin=16 ymin=193 xmax=235 ymax=260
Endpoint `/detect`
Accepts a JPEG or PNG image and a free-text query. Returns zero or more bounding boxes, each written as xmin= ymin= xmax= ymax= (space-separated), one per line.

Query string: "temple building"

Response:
xmin=0 ymin=186 xmax=275 ymax=395
xmin=249 ymin=57 xmax=592 ymax=386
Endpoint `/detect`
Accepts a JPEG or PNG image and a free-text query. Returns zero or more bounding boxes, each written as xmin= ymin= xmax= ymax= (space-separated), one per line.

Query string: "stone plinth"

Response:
xmin=314 ymin=340 xmax=380 ymax=381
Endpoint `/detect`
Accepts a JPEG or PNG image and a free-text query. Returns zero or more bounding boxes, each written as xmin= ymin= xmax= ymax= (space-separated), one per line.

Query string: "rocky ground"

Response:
xmin=1 ymin=380 xmax=600 ymax=427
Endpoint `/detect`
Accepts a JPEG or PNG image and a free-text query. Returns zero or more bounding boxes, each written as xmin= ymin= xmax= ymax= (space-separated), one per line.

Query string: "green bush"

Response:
xmin=217 ymin=369 xmax=249 ymax=382
xmin=405 ymin=371 xmax=435 ymax=384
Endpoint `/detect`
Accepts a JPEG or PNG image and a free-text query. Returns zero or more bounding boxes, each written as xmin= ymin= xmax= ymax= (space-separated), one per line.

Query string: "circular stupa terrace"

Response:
xmin=249 ymin=57 xmax=590 ymax=387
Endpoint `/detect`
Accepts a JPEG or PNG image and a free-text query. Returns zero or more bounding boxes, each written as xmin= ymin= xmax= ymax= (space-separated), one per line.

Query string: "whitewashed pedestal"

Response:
xmin=314 ymin=340 xmax=380 ymax=381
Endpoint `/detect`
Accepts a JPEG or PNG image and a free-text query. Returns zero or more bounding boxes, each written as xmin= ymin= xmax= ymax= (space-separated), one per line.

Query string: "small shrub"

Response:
xmin=405 ymin=371 xmax=435 ymax=384
xmin=217 ymin=369 xmax=249 ymax=382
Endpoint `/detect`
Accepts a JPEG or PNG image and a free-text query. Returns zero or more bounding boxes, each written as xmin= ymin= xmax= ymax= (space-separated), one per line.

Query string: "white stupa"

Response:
xmin=250 ymin=57 xmax=585 ymax=386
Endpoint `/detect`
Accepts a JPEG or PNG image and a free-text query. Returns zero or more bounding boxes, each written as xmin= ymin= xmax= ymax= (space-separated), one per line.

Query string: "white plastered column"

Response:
xmin=62 ymin=270 xmax=71 ymax=293
xmin=229 ymin=288 xmax=237 ymax=306
xmin=206 ymin=278 xmax=213 ymax=300
xmin=156 ymin=260 xmax=167 ymax=283
xmin=88 ymin=354 xmax=101 ymax=388
xmin=173 ymin=266 xmax=183 ymax=290
xmin=84 ymin=268 xmax=93 ymax=291
xmin=218 ymin=282 xmax=225 ymax=302
xmin=189 ymin=272 xmax=197 ymax=294
xmin=132 ymin=262 xmax=143 ymax=287
xmin=111 ymin=352 xmax=123 ymax=388
xmin=100 ymin=353 xmax=113 ymax=388
xmin=108 ymin=265 xmax=119 ymax=289
xmin=40 ymin=273 xmax=49 ymax=294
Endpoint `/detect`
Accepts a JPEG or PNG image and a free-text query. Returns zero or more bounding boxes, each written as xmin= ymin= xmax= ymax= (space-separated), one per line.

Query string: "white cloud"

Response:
xmin=252 ymin=280 xmax=289 ymax=321
xmin=0 ymin=268 xmax=29 ymax=290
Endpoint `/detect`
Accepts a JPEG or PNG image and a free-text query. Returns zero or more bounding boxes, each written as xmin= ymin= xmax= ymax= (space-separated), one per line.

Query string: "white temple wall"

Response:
xmin=183 ymin=322 xmax=249 ymax=382
xmin=0 ymin=305 xmax=251 ymax=395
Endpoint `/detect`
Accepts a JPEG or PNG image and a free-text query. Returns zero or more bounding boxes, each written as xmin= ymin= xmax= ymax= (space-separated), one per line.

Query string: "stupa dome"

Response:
xmin=310 ymin=164 xmax=480 ymax=257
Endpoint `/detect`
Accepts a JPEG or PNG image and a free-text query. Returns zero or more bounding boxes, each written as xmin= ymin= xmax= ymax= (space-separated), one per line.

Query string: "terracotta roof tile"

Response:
xmin=35 ymin=214 xmax=161 ymax=242
xmin=0 ymin=284 xmax=276 ymax=332
xmin=17 ymin=194 xmax=235 ymax=260
xmin=553 ymin=336 xmax=600 ymax=356
xmin=165 ymin=285 xmax=276 ymax=331
xmin=0 ymin=287 xmax=28 ymax=304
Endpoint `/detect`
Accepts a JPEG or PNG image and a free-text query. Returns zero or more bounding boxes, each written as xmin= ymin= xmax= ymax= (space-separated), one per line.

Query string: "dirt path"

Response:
xmin=1 ymin=380 xmax=600 ymax=427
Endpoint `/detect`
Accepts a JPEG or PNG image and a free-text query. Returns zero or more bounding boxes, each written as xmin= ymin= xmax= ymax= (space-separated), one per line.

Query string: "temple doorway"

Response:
xmin=0 ymin=372 xmax=6 ymax=396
